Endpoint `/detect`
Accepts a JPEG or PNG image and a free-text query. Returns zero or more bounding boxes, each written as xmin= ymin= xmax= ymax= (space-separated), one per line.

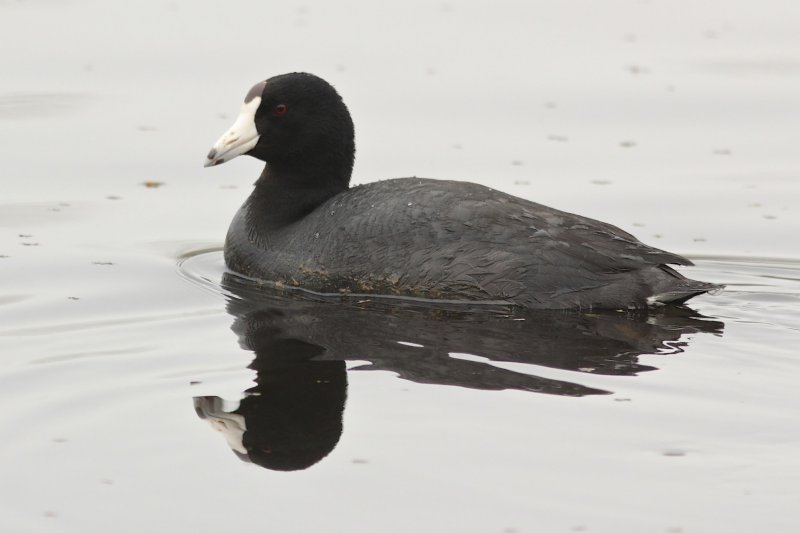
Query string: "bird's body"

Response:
xmin=226 ymin=176 xmax=715 ymax=309
xmin=207 ymin=73 xmax=720 ymax=310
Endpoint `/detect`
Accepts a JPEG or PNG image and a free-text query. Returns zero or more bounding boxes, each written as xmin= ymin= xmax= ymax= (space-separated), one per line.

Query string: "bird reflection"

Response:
xmin=195 ymin=273 xmax=724 ymax=471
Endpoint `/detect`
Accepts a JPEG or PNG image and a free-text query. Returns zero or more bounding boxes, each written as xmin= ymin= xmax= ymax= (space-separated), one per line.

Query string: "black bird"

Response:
xmin=205 ymin=72 xmax=720 ymax=309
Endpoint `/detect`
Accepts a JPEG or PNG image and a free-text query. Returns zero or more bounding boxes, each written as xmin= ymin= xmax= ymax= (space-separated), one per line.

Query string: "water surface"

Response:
xmin=1 ymin=1 xmax=799 ymax=532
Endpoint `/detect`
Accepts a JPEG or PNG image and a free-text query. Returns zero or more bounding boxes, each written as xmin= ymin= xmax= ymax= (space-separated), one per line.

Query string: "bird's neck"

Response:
xmin=246 ymin=155 xmax=351 ymax=230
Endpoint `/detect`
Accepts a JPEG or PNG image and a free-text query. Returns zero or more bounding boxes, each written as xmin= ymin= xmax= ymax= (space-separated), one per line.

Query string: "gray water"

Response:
xmin=1 ymin=1 xmax=799 ymax=532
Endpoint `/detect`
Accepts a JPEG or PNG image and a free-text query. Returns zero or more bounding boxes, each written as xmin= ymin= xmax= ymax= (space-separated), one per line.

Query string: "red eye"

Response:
xmin=273 ymin=104 xmax=288 ymax=116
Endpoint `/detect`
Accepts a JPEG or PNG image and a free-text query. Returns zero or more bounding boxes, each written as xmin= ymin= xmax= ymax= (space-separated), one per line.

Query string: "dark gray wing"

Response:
xmin=294 ymin=178 xmax=693 ymax=304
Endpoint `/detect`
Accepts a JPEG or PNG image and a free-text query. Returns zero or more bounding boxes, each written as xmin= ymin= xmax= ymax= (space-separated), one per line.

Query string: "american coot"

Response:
xmin=204 ymin=72 xmax=720 ymax=309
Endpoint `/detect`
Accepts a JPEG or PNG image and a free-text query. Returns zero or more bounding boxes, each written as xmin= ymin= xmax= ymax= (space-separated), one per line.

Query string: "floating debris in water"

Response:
xmin=662 ymin=449 xmax=687 ymax=457
xmin=511 ymin=160 xmax=523 ymax=166
xmin=619 ymin=141 xmax=637 ymax=148
xmin=591 ymin=180 xmax=612 ymax=185
xmin=91 ymin=261 xmax=115 ymax=266
xmin=142 ymin=181 xmax=164 ymax=188
xmin=626 ymin=65 xmax=650 ymax=75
